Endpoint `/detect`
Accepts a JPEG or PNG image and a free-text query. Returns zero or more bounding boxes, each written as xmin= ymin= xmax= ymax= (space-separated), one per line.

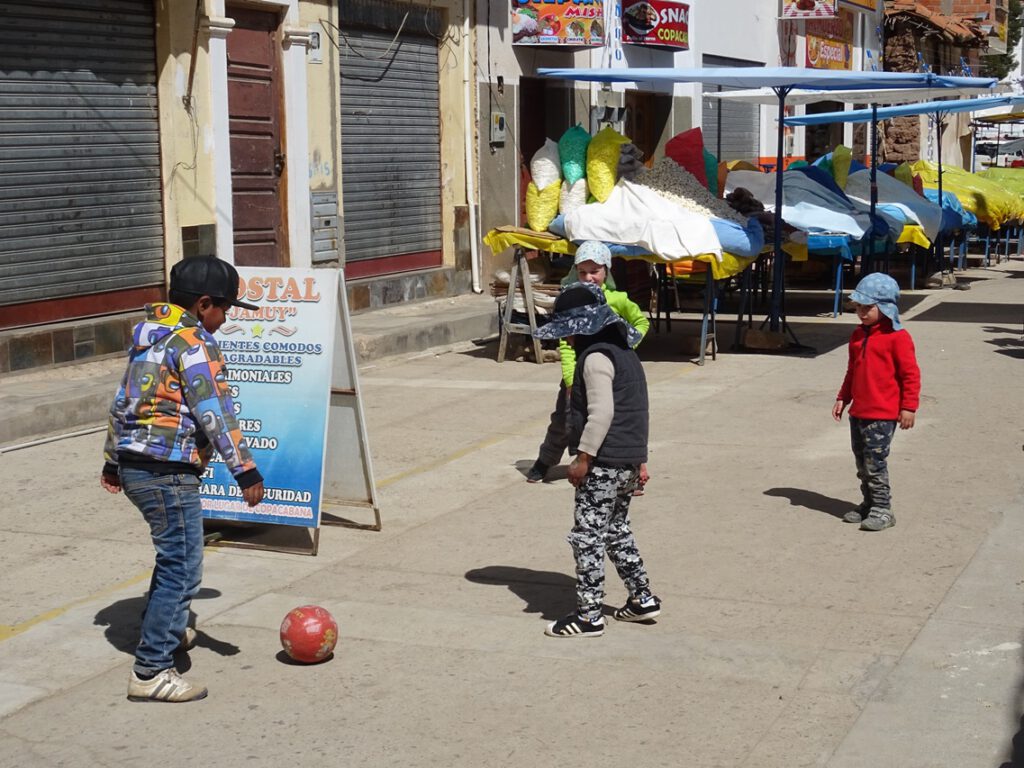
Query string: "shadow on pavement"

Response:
xmin=94 ymin=587 xmax=240 ymax=667
xmin=912 ymin=301 xmax=1024 ymax=324
xmin=465 ymin=566 xmax=576 ymax=620
xmin=763 ymin=487 xmax=854 ymax=520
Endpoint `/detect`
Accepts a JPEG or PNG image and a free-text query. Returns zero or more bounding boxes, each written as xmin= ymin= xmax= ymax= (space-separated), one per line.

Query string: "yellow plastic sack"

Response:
xmin=832 ymin=145 xmax=852 ymax=190
xmin=586 ymin=126 xmax=630 ymax=203
xmin=910 ymin=160 xmax=1023 ymax=229
xmin=525 ymin=180 xmax=560 ymax=232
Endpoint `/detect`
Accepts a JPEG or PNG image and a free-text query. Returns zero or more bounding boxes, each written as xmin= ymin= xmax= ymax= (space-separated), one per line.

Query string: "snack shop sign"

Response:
xmin=621 ymin=0 xmax=690 ymax=49
xmin=512 ymin=0 xmax=604 ymax=46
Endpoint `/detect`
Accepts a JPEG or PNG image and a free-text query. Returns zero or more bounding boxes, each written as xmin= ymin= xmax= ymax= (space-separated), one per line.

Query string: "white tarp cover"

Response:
xmin=565 ymin=180 xmax=723 ymax=260
xmin=725 ymin=169 xmax=873 ymax=238
xmin=844 ymin=169 xmax=944 ymax=241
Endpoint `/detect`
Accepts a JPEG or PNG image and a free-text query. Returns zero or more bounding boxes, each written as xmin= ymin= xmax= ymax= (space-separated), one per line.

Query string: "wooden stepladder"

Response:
xmin=496 ymin=246 xmax=544 ymax=364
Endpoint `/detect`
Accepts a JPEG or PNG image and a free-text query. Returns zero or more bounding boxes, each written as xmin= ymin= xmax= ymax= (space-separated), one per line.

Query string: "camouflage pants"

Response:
xmin=567 ymin=464 xmax=652 ymax=623
xmin=849 ymin=417 xmax=897 ymax=514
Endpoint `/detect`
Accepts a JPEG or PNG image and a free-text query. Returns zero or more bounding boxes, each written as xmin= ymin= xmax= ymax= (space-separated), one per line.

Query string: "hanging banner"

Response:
xmin=839 ymin=0 xmax=877 ymax=11
xmin=782 ymin=0 xmax=837 ymax=19
xmin=806 ymin=34 xmax=851 ymax=69
xmin=621 ymin=0 xmax=690 ymax=49
xmin=806 ymin=8 xmax=854 ymax=69
xmin=201 ymin=268 xmax=337 ymax=530
xmin=512 ymin=0 xmax=605 ymax=46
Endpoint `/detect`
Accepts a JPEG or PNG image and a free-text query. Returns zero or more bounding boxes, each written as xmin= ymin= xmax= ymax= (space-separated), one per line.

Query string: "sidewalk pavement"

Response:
xmin=1 ymin=262 xmax=1022 ymax=767
xmin=0 ymin=292 xmax=500 ymax=447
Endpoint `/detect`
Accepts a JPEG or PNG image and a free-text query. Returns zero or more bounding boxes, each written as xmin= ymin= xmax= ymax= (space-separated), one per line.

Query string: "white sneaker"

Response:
xmin=127 ymin=668 xmax=207 ymax=703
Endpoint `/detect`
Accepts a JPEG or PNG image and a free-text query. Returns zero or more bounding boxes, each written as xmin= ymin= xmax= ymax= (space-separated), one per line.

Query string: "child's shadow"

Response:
xmin=513 ymin=460 xmax=569 ymax=483
xmin=465 ymin=566 xmax=576 ymax=620
xmin=763 ymin=487 xmax=852 ymax=520
xmin=94 ymin=587 xmax=240 ymax=670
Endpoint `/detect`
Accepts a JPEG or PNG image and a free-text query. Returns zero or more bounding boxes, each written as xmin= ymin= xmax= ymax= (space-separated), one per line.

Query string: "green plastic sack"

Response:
xmin=702 ymin=148 xmax=718 ymax=196
xmin=833 ymin=145 xmax=853 ymax=189
xmin=894 ymin=162 xmax=914 ymax=188
xmin=558 ymin=124 xmax=591 ymax=186
xmin=586 ymin=126 xmax=630 ymax=202
xmin=525 ymin=180 xmax=560 ymax=232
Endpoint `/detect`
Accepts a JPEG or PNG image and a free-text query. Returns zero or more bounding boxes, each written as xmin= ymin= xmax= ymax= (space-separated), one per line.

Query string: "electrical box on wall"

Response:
xmin=490 ymin=111 xmax=507 ymax=144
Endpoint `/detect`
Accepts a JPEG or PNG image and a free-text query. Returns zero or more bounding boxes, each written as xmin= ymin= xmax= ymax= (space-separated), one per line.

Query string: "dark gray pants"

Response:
xmin=567 ymin=464 xmax=652 ymax=622
xmin=537 ymin=383 xmax=570 ymax=468
xmin=849 ymin=417 xmax=897 ymax=515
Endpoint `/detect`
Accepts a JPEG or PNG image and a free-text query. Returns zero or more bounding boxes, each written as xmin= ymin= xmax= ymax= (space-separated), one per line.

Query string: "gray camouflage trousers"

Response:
xmin=849 ymin=417 xmax=897 ymax=514
xmin=568 ymin=463 xmax=652 ymax=623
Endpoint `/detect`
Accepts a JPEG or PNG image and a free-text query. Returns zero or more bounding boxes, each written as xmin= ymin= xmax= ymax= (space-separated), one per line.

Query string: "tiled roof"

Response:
xmin=885 ymin=1 xmax=986 ymax=43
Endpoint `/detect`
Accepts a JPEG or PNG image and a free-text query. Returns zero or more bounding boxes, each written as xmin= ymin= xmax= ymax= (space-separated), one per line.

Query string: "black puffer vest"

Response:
xmin=568 ymin=342 xmax=648 ymax=466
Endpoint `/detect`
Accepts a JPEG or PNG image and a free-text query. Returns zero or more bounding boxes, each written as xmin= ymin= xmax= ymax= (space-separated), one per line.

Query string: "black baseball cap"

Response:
xmin=169 ymin=256 xmax=259 ymax=310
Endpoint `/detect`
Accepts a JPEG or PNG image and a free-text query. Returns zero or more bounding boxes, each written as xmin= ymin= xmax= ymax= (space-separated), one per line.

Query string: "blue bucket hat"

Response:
xmin=533 ymin=282 xmax=642 ymax=346
xmin=574 ymin=240 xmax=612 ymax=269
xmin=849 ymin=272 xmax=902 ymax=330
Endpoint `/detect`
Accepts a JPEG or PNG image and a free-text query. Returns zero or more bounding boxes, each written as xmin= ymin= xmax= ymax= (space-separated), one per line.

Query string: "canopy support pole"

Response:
xmin=769 ymin=87 xmax=791 ymax=336
xmin=865 ymin=103 xmax=879 ymax=276
xmin=935 ymin=112 xmax=947 ymax=283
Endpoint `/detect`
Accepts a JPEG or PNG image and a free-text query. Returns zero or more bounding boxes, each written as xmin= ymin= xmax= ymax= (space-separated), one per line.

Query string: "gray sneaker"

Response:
xmin=843 ymin=509 xmax=866 ymax=524
xmin=127 ymin=668 xmax=208 ymax=703
xmin=860 ymin=512 xmax=895 ymax=532
xmin=178 ymin=627 xmax=197 ymax=652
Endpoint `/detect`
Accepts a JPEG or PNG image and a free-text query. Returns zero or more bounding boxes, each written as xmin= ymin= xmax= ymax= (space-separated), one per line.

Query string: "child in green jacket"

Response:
xmin=526 ymin=241 xmax=649 ymax=484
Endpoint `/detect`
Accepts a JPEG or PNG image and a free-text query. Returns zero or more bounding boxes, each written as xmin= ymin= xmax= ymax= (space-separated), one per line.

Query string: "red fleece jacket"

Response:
xmin=837 ymin=319 xmax=921 ymax=420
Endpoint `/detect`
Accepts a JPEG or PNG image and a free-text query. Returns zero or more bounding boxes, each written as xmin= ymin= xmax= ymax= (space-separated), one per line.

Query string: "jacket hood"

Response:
xmin=132 ymin=303 xmax=198 ymax=351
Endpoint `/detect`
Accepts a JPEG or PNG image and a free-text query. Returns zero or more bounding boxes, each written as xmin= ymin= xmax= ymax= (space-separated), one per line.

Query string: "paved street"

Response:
xmin=1 ymin=261 xmax=1022 ymax=767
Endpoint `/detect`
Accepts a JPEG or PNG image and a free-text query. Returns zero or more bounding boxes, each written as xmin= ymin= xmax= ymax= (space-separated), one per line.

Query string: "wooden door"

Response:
xmin=226 ymin=6 xmax=286 ymax=266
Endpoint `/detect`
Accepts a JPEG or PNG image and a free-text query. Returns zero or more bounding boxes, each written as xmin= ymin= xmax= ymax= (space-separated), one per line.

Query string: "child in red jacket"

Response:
xmin=832 ymin=273 xmax=920 ymax=532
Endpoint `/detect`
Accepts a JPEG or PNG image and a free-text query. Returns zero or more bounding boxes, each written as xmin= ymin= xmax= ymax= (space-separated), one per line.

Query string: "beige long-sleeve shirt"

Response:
xmin=576 ymin=352 xmax=615 ymax=457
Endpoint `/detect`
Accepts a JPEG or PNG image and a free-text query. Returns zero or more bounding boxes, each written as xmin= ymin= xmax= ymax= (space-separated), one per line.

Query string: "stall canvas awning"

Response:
xmin=538 ymin=66 xmax=996 ymax=92
xmin=705 ymin=86 xmax=1003 ymax=106
xmin=781 ymin=95 xmax=1024 ymax=125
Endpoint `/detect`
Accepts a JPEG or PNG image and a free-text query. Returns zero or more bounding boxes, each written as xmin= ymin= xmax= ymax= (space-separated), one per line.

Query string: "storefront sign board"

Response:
xmin=621 ymin=0 xmax=690 ymax=49
xmin=511 ymin=0 xmax=605 ymax=46
xmin=201 ymin=268 xmax=336 ymax=530
xmin=782 ymin=0 xmax=837 ymax=19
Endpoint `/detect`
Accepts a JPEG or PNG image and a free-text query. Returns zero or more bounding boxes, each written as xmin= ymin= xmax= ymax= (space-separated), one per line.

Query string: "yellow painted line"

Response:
xmin=377 ymin=433 xmax=515 ymax=489
xmin=0 ymin=547 xmax=222 ymax=643
xmin=374 ymin=362 xmax=693 ymax=491
xmin=0 ymin=570 xmax=151 ymax=643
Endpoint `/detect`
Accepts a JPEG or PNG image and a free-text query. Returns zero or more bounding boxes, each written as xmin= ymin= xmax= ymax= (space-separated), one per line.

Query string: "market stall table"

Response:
xmin=483 ymin=228 xmax=754 ymax=366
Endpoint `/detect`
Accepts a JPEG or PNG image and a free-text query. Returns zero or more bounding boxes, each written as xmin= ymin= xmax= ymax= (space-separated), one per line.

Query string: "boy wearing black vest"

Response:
xmin=533 ymin=282 xmax=661 ymax=637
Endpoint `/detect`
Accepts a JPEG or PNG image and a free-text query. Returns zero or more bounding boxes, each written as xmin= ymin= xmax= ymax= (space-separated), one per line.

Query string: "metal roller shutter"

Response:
xmin=339 ymin=24 xmax=442 ymax=262
xmin=702 ymin=55 xmax=762 ymax=163
xmin=0 ymin=0 xmax=164 ymax=307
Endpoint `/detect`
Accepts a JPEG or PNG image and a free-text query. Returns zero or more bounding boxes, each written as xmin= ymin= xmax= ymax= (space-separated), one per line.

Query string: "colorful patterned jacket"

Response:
xmin=103 ymin=303 xmax=261 ymax=488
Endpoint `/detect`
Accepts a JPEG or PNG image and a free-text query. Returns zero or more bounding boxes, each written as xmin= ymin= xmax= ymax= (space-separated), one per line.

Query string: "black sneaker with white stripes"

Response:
xmin=545 ymin=613 xmax=605 ymax=638
xmin=613 ymin=595 xmax=662 ymax=623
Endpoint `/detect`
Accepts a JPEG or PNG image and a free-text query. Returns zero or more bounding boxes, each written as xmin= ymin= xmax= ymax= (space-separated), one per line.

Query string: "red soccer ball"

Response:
xmin=279 ymin=605 xmax=338 ymax=663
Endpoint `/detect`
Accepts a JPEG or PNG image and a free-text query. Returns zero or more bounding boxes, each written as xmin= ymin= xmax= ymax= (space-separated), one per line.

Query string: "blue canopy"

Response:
xmin=538 ymin=67 xmax=996 ymax=92
xmin=782 ymin=95 xmax=1024 ymax=126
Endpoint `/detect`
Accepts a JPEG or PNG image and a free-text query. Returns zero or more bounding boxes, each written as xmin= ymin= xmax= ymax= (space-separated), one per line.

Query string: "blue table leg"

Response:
xmin=832 ymin=255 xmax=841 ymax=318
xmin=984 ymin=229 xmax=991 ymax=267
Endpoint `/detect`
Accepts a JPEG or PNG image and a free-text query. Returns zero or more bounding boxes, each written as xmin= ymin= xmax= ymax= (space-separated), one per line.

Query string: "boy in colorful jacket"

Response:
xmin=526 ymin=241 xmax=649 ymax=484
xmin=832 ymin=273 xmax=921 ymax=532
xmin=101 ymin=256 xmax=264 ymax=702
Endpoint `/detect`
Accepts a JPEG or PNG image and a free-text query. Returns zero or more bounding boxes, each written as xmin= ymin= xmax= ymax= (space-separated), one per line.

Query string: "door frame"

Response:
xmin=208 ymin=0 xmax=312 ymax=266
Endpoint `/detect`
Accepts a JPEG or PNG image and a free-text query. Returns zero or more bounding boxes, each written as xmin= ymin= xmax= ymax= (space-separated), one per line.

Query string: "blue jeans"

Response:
xmin=120 ymin=468 xmax=204 ymax=675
